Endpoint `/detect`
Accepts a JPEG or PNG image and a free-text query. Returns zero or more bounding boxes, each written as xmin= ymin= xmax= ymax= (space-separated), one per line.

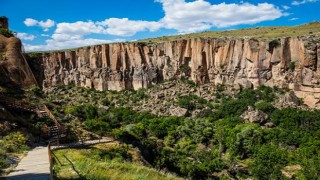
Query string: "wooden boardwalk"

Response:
xmin=5 ymin=138 xmax=113 ymax=180
xmin=6 ymin=146 xmax=50 ymax=180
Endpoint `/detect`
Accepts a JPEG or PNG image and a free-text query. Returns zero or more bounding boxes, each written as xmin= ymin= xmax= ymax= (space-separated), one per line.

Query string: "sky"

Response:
xmin=0 ymin=0 xmax=319 ymax=52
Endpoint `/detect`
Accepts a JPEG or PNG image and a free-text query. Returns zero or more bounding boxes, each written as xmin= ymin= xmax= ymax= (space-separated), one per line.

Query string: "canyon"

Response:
xmin=1 ymin=17 xmax=320 ymax=108
xmin=34 ymin=36 xmax=320 ymax=107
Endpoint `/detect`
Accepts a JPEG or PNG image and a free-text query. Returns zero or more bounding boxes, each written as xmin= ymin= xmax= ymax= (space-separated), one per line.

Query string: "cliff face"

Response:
xmin=40 ymin=36 xmax=320 ymax=107
xmin=0 ymin=35 xmax=37 ymax=89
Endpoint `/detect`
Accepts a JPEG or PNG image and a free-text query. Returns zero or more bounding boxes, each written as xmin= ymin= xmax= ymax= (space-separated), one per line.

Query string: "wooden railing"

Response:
xmin=43 ymin=105 xmax=61 ymax=128
xmin=0 ymin=93 xmax=67 ymax=179
xmin=48 ymin=142 xmax=54 ymax=180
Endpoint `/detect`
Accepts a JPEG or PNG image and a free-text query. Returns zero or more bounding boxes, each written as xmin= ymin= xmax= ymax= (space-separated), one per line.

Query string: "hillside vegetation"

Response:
xmin=44 ymin=81 xmax=320 ymax=179
xmin=140 ymin=21 xmax=320 ymax=43
xmin=53 ymin=142 xmax=180 ymax=180
xmin=28 ymin=21 xmax=320 ymax=53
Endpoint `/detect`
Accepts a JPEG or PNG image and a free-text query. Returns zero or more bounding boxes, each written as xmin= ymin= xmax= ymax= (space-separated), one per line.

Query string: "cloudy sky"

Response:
xmin=1 ymin=0 xmax=319 ymax=51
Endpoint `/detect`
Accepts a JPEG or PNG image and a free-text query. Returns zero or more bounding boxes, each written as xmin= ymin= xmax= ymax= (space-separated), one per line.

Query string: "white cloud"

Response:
xmin=157 ymin=0 xmax=285 ymax=33
xmin=24 ymin=18 xmax=38 ymax=26
xmin=16 ymin=33 xmax=36 ymax=41
xmin=55 ymin=21 xmax=104 ymax=35
xmin=23 ymin=0 xmax=288 ymax=51
xmin=292 ymin=0 xmax=319 ymax=5
xmin=38 ymin=19 xmax=55 ymax=31
xmin=24 ymin=18 xmax=56 ymax=31
xmin=41 ymin=34 xmax=50 ymax=37
xmin=289 ymin=18 xmax=299 ymax=21
xmin=282 ymin=5 xmax=290 ymax=9
xmin=98 ymin=18 xmax=162 ymax=36
xmin=24 ymin=38 xmax=125 ymax=52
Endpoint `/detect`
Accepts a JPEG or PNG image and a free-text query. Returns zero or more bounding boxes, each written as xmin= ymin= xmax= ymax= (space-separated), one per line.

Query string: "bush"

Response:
xmin=100 ymin=99 xmax=110 ymax=106
xmin=0 ymin=148 xmax=7 ymax=170
xmin=289 ymin=61 xmax=295 ymax=71
xmin=0 ymin=28 xmax=14 ymax=38
xmin=1 ymin=132 xmax=28 ymax=153
xmin=255 ymin=101 xmax=275 ymax=114
xmin=178 ymin=94 xmax=209 ymax=111
xmin=91 ymin=144 xmax=131 ymax=162
xmin=231 ymin=124 xmax=263 ymax=158
xmin=65 ymin=104 xmax=98 ymax=120
xmin=269 ymin=39 xmax=281 ymax=51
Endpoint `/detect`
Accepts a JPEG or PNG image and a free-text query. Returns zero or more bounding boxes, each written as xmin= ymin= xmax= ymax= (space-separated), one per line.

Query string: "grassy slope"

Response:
xmin=53 ymin=142 xmax=181 ymax=180
xmin=139 ymin=21 xmax=320 ymax=43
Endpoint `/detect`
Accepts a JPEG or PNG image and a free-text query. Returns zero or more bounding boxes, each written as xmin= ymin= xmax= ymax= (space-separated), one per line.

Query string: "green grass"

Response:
xmin=53 ymin=142 xmax=181 ymax=180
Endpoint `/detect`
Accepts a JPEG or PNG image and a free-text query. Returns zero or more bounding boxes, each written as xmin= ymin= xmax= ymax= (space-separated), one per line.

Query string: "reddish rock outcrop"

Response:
xmin=0 ymin=35 xmax=37 ymax=89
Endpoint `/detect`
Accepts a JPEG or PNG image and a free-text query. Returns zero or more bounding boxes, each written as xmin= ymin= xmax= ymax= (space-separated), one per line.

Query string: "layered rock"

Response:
xmin=39 ymin=36 xmax=320 ymax=106
xmin=0 ymin=35 xmax=37 ymax=89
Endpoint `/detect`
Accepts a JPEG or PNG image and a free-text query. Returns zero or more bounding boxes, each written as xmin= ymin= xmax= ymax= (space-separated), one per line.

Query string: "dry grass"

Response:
xmin=139 ymin=21 xmax=320 ymax=43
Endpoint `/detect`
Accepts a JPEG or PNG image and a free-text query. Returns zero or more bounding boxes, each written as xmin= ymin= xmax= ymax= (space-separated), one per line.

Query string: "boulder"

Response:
xmin=241 ymin=106 xmax=268 ymax=124
xmin=276 ymin=91 xmax=301 ymax=108
xmin=169 ymin=106 xmax=188 ymax=117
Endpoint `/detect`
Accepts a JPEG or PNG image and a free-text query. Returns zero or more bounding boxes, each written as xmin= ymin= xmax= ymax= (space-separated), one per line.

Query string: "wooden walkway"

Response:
xmin=5 ymin=138 xmax=114 ymax=180
xmin=6 ymin=146 xmax=50 ymax=180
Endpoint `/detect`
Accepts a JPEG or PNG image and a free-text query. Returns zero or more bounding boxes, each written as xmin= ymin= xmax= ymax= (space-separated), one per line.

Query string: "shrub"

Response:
xmin=289 ymin=61 xmax=295 ymax=71
xmin=179 ymin=63 xmax=191 ymax=76
xmin=255 ymin=101 xmax=275 ymax=114
xmin=178 ymin=94 xmax=209 ymax=111
xmin=0 ymin=28 xmax=14 ymax=38
xmin=29 ymin=85 xmax=42 ymax=96
xmin=181 ymin=77 xmax=196 ymax=87
xmin=216 ymin=83 xmax=225 ymax=92
xmin=90 ymin=144 xmax=131 ymax=162
xmin=269 ymin=39 xmax=281 ymax=51
xmin=100 ymin=99 xmax=110 ymax=106
xmin=0 ymin=148 xmax=8 ymax=170
xmin=1 ymin=132 xmax=28 ymax=153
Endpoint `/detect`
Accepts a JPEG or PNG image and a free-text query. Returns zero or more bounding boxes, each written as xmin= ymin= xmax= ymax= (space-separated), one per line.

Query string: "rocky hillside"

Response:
xmin=32 ymin=30 xmax=320 ymax=107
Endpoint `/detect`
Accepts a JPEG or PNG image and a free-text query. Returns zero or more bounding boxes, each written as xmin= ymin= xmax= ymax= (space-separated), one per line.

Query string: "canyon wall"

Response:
xmin=40 ymin=36 xmax=320 ymax=107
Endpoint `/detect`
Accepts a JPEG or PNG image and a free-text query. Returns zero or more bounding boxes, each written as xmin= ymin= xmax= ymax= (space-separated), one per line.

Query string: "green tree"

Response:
xmin=250 ymin=145 xmax=287 ymax=179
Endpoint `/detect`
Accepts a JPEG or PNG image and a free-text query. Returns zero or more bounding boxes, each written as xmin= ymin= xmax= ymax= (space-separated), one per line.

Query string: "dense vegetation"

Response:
xmin=49 ymin=83 xmax=320 ymax=179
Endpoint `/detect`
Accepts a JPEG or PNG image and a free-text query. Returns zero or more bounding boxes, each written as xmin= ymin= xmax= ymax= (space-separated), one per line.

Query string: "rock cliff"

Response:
xmin=0 ymin=35 xmax=37 ymax=89
xmin=38 ymin=36 xmax=320 ymax=107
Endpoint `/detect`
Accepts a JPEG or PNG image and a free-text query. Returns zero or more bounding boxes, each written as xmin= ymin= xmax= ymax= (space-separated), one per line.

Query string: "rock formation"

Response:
xmin=0 ymin=35 xmax=37 ymax=89
xmin=32 ymin=36 xmax=320 ymax=107
xmin=241 ymin=106 xmax=268 ymax=124
xmin=0 ymin=16 xmax=8 ymax=29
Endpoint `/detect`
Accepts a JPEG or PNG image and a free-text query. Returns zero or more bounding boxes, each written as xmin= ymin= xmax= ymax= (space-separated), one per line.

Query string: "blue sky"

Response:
xmin=1 ymin=0 xmax=319 ymax=51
